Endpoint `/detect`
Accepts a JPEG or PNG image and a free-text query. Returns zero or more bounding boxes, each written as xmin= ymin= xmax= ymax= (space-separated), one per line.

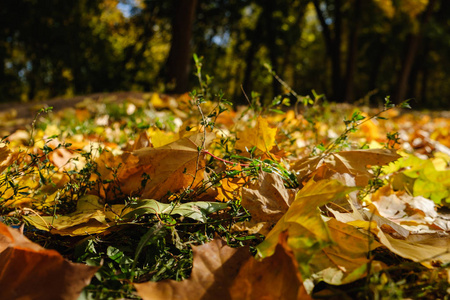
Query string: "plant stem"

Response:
xmin=202 ymin=150 xmax=250 ymax=167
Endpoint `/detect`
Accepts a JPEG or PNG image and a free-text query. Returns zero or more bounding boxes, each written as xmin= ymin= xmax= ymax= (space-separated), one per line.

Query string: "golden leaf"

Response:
xmin=235 ymin=116 xmax=277 ymax=153
xmin=23 ymin=195 xmax=110 ymax=236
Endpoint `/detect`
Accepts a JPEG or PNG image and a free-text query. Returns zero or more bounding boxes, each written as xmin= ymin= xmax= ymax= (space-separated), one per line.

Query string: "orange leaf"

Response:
xmin=0 ymin=222 xmax=98 ymax=299
xmin=215 ymin=165 xmax=248 ymax=202
xmin=133 ymin=132 xmax=215 ymax=199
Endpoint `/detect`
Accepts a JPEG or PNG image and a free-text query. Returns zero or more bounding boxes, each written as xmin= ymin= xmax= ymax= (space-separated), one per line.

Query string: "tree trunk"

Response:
xmin=343 ymin=0 xmax=362 ymax=102
xmin=368 ymin=41 xmax=385 ymax=92
xmin=417 ymin=39 xmax=430 ymax=104
xmin=420 ymin=62 xmax=429 ymax=104
xmin=242 ymin=41 xmax=258 ymax=99
xmin=165 ymin=0 xmax=198 ymax=93
xmin=332 ymin=0 xmax=342 ymax=101
xmin=313 ymin=0 xmax=342 ymax=101
xmin=263 ymin=0 xmax=281 ymax=97
xmin=393 ymin=0 xmax=436 ymax=103
xmin=241 ymin=11 xmax=264 ymax=103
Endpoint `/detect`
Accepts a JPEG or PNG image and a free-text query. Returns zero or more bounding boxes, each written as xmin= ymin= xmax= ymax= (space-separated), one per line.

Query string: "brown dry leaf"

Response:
xmin=134 ymin=238 xmax=250 ymax=300
xmin=123 ymin=131 xmax=151 ymax=151
xmin=294 ymin=149 xmax=401 ymax=186
xmin=135 ymin=234 xmax=310 ymax=300
xmin=257 ymin=179 xmax=356 ymax=261
xmin=0 ymin=144 xmax=10 ymax=163
xmin=237 ymin=171 xmax=296 ymax=235
xmin=328 ymin=202 xmax=410 ymax=239
xmin=229 ymin=232 xmax=311 ymax=300
xmin=371 ymin=190 xmax=450 ymax=232
xmin=48 ymin=147 xmax=78 ymax=170
xmin=0 ymin=222 xmax=98 ymax=299
xmin=133 ymin=132 xmax=215 ymax=199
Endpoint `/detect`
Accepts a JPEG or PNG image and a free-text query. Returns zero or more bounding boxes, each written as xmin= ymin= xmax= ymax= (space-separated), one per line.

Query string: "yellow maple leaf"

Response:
xmin=235 ymin=116 xmax=277 ymax=153
xmin=149 ymin=128 xmax=178 ymax=148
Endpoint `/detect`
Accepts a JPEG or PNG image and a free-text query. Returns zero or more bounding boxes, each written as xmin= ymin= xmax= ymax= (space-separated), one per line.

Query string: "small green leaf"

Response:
xmin=122 ymin=200 xmax=228 ymax=223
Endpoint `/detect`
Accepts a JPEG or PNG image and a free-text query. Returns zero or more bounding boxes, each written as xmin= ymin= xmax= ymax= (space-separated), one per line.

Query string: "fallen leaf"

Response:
xmin=0 ymin=222 xmax=98 ymax=299
xmin=135 ymin=233 xmax=310 ymax=300
xmin=256 ymin=179 xmax=356 ymax=275
xmin=24 ymin=195 xmax=110 ymax=236
xmin=376 ymin=229 xmax=450 ymax=268
xmin=0 ymin=145 xmax=11 ymax=174
xmin=386 ymin=154 xmax=450 ymax=204
xmin=216 ymin=165 xmax=248 ymax=202
xmin=149 ymin=128 xmax=178 ymax=148
xmin=235 ymin=116 xmax=277 ymax=153
xmin=372 ymin=190 xmax=448 ymax=232
xmin=238 ymin=171 xmax=296 ymax=235
xmin=0 ymin=143 xmax=11 ymax=163
xmin=92 ymin=149 xmax=141 ymax=199
xmin=134 ymin=238 xmax=251 ymax=300
xmin=293 ymin=149 xmax=401 ymax=186
xmin=229 ymin=231 xmax=311 ymax=300
xmin=327 ymin=197 xmax=450 ymax=268
xmin=123 ymin=131 xmax=151 ymax=151
xmin=306 ymin=218 xmax=383 ymax=289
xmin=133 ymin=132 xmax=215 ymax=199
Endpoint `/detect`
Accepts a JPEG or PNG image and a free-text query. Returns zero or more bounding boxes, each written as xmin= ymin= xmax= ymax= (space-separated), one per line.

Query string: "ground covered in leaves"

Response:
xmin=0 ymin=89 xmax=449 ymax=299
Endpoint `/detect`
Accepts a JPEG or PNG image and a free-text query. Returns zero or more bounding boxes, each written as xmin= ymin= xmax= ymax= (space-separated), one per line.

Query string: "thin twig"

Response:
xmin=202 ymin=149 xmax=250 ymax=167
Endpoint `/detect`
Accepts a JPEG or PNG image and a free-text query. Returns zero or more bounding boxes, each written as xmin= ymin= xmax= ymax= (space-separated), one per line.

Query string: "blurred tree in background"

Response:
xmin=0 ymin=0 xmax=448 ymax=108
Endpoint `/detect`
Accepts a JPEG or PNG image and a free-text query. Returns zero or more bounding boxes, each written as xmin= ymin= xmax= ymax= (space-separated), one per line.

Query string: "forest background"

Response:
xmin=1 ymin=0 xmax=449 ymax=109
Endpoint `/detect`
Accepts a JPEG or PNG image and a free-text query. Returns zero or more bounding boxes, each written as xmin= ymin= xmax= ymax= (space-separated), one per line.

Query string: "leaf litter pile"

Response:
xmin=0 ymin=91 xmax=449 ymax=299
